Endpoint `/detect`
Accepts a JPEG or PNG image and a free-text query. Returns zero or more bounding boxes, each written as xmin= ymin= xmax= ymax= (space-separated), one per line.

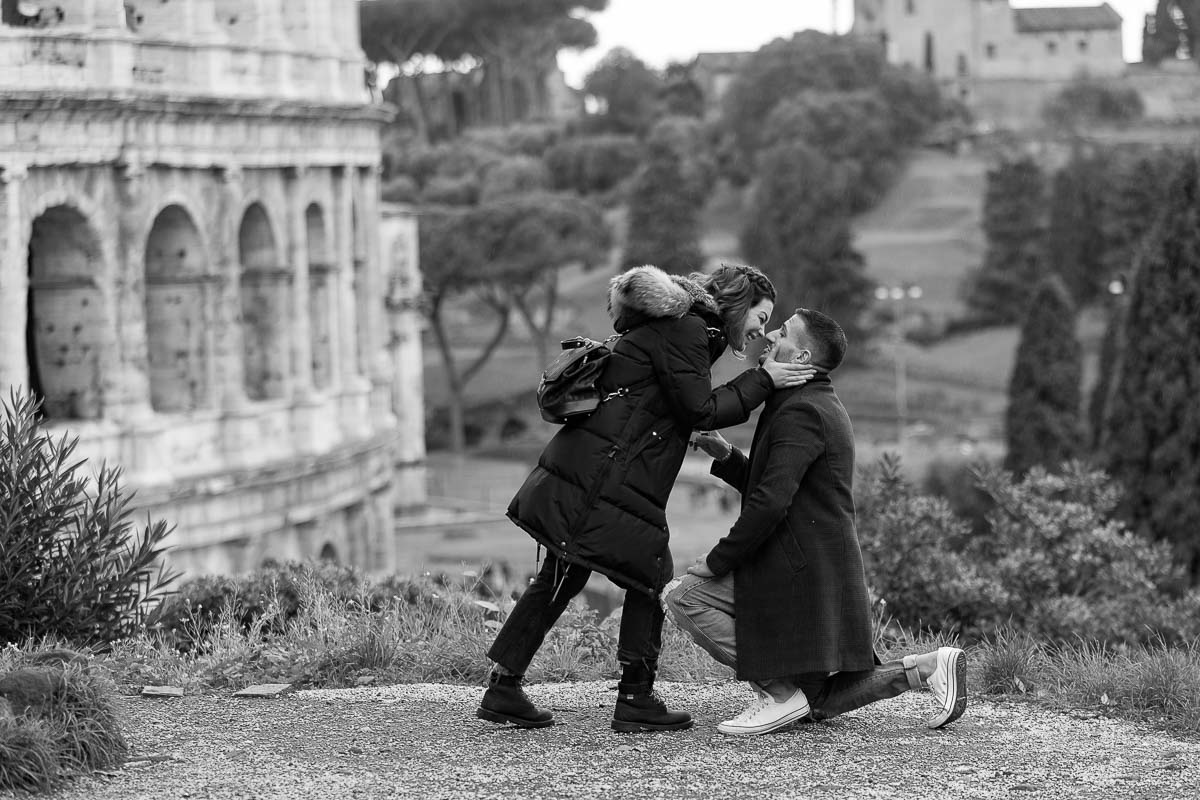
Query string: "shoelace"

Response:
xmin=730 ymin=695 xmax=772 ymax=723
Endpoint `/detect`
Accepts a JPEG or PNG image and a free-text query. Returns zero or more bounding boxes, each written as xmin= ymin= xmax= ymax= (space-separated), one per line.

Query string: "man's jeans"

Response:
xmin=488 ymin=551 xmax=666 ymax=675
xmin=666 ymin=573 xmax=915 ymax=720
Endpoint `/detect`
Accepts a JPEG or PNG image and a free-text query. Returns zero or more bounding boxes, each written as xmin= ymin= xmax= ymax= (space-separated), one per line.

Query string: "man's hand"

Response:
xmin=686 ymin=557 xmax=715 ymax=578
xmin=691 ymin=430 xmax=733 ymax=461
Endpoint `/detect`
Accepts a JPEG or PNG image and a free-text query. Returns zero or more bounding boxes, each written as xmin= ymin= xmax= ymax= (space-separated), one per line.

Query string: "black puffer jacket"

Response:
xmin=507 ymin=265 xmax=774 ymax=595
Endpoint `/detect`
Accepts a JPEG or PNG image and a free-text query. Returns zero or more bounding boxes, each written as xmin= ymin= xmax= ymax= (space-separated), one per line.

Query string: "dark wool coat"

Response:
xmin=705 ymin=374 xmax=876 ymax=681
xmin=508 ymin=265 xmax=774 ymax=596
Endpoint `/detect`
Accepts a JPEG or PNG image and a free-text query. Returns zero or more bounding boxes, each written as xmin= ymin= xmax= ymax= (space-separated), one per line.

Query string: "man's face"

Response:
xmin=760 ymin=313 xmax=812 ymax=366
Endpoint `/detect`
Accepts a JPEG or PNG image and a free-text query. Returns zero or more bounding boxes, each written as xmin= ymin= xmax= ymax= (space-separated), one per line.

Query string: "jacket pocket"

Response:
xmin=780 ymin=522 xmax=808 ymax=574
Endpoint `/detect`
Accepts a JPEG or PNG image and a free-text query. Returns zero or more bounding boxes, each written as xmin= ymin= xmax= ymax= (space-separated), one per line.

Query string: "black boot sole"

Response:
xmin=611 ymin=718 xmax=694 ymax=733
xmin=476 ymin=706 xmax=554 ymax=728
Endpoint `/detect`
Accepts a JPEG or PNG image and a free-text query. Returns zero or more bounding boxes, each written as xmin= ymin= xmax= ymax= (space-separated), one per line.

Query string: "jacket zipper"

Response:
xmin=561 ymin=445 xmax=620 ymax=548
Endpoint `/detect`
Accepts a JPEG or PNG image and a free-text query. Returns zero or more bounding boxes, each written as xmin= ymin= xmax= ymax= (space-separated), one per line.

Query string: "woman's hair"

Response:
xmin=696 ymin=264 xmax=777 ymax=354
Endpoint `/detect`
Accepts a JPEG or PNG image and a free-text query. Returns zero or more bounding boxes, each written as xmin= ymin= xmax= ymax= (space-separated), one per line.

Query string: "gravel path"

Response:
xmin=35 ymin=682 xmax=1200 ymax=800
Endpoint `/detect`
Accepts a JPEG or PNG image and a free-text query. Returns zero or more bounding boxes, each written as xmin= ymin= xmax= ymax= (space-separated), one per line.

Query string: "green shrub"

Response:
xmin=858 ymin=455 xmax=1194 ymax=646
xmin=921 ymin=455 xmax=996 ymax=534
xmin=479 ymin=156 xmax=551 ymax=202
xmin=543 ymin=135 xmax=642 ymax=196
xmin=381 ymin=174 xmax=418 ymax=204
xmin=857 ymin=455 xmax=1004 ymax=637
xmin=1042 ymin=78 xmax=1144 ymax=130
xmin=0 ymin=390 xmax=177 ymax=646
xmin=462 ymin=124 xmax=564 ymax=158
xmin=971 ymin=461 xmax=1186 ymax=644
xmin=421 ymin=174 xmax=480 ymax=206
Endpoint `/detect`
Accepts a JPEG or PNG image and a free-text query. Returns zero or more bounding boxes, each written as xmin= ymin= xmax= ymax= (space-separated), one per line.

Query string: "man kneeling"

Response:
xmin=666 ymin=308 xmax=966 ymax=735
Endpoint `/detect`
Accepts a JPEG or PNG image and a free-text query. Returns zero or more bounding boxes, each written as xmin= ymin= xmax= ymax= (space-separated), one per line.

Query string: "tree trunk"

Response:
xmin=428 ymin=304 xmax=466 ymax=453
xmin=513 ymin=272 xmax=560 ymax=369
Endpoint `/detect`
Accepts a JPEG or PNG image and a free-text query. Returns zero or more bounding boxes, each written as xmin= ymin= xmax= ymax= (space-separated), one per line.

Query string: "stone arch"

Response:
xmin=25 ymin=205 xmax=107 ymax=420
xmin=144 ymin=204 xmax=212 ymax=413
xmin=305 ymin=202 xmax=335 ymax=390
xmin=238 ymin=202 xmax=289 ymax=401
xmin=318 ymin=541 xmax=339 ymax=563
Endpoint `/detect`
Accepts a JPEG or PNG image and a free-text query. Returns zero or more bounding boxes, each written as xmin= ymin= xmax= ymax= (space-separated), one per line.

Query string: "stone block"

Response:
xmin=141 ymin=685 xmax=185 ymax=698
xmin=232 ymin=683 xmax=293 ymax=698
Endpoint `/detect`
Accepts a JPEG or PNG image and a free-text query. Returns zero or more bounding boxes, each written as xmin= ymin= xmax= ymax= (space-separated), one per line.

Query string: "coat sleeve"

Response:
xmin=709 ymin=447 xmax=749 ymax=493
xmin=705 ymin=401 xmax=825 ymax=577
xmin=650 ymin=316 xmax=773 ymax=431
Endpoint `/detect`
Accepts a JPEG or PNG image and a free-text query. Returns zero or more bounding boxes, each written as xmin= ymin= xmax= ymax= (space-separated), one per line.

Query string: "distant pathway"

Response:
xmin=49 ymin=682 xmax=1200 ymax=800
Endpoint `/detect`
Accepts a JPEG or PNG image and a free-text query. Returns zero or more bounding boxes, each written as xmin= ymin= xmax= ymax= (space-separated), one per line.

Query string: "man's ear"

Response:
xmin=793 ymin=350 xmax=812 ymax=364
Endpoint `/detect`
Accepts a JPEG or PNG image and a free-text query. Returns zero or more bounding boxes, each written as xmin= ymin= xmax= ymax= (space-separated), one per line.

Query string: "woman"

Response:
xmin=477 ymin=264 xmax=813 ymax=733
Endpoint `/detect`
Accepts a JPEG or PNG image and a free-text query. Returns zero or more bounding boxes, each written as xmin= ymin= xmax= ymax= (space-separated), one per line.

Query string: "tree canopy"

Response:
xmin=359 ymin=0 xmax=606 ymax=68
xmin=582 ymin=47 xmax=664 ymax=135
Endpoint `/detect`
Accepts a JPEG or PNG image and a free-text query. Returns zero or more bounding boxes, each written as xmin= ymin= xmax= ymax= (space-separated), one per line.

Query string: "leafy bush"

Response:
xmin=381 ymin=174 xmax=418 ymax=204
xmin=970 ymin=462 xmax=1191 ymax=644
xmin=857 ymin=455 xmax=1004 ymax=637
xmin=857 ymin=455 xmax=1199 ymax=646
xmin=921 ymin=455 xmax=996 ymax=534
xmin=0 ymin=391 xmax=177 ymax=646
xmin=1042 ymin=78 xmax=1144 ymax=130
xmin=462 ymin=123 xmax=564 ymax=158
xmin=420 ymin=174 xmax=480 ymax=206
xmin=479 ymin=156 xmax=551 ymax=202
xmin=543 ymin=135 xmax=642 ymax=197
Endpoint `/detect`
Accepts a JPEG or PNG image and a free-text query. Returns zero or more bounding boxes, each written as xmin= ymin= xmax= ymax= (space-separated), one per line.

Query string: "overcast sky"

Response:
xmin=557 ymin=0 xmax=1159 ymax=87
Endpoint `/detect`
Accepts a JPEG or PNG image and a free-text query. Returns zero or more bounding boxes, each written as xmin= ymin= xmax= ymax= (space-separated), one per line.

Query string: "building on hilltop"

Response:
xmin=0 ymin=0 xmax=427 ymax=578
xmin=854 ymin=1 xmax=1125 ymax=125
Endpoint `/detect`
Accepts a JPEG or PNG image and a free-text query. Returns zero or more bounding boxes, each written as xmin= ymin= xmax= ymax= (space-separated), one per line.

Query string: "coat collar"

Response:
xmin=608 ymin=265 xmax=721 ymax=333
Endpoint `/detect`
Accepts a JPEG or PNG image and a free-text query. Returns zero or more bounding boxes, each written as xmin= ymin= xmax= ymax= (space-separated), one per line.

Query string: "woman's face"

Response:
xmin=740 ymin=299 xmax=775 ymax=344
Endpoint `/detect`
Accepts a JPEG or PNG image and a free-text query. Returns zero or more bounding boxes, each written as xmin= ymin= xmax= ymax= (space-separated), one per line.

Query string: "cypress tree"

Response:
xmin=621 ymin=138 xmax=704 ymax=272
xmin=966 ymin=157 xmax=1047 ymax=325
xmin=1105 ymin=154 xmax=1200 ymax=580
xmin=1088 ymin=299 xmax=1125 ymax=450
xmin=1045 ymin=153 xmax=1108 ymax=305
xmin=1004 ymin=276 xmax=1083 ymax=476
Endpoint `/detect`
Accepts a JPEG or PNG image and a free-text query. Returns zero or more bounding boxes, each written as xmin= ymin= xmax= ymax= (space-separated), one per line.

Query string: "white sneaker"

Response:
xmin=926 ymin=646 xmax=967 ymax=729
xmin=717 ymin=686 xmax=811 ymax=736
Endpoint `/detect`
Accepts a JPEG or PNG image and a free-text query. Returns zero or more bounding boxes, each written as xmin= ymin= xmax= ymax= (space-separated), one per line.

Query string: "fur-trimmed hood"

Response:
xmin=608 ymin=265 xmax=720 ymax=332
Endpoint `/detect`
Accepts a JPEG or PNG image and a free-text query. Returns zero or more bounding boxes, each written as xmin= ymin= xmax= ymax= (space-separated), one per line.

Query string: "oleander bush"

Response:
xmin=0 ymin=390 xmax=177 ymax=646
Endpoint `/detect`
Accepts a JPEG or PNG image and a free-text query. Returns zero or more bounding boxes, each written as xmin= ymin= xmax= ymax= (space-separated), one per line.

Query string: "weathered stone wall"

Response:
xmin=0 ymin=1 xmax=426 ymax=580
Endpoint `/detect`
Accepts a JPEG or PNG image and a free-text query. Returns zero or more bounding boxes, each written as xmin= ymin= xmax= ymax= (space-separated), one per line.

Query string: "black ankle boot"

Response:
xmin=477 ymin=672 xmax=554 ymax=728
xmin=611 ymin=666 xmax=692 ymax=733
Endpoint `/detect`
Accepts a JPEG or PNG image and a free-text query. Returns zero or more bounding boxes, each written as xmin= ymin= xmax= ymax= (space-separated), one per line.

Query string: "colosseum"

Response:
xmin=0 ymin=0 xmax=426 ymax=577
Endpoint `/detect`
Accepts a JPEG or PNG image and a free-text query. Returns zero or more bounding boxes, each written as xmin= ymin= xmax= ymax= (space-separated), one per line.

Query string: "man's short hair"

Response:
xmin=795 ymin=308 xmax=847 ymax=370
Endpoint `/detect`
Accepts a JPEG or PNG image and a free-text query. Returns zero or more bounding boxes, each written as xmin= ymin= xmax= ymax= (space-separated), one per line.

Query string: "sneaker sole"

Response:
xmin=476 ymin=707 xmax=554 ymax=728
xmin=611 ymin=719 xmax=694 ymax=733
xmin=926 ymin=649 xmax=967 ymax=729
xmin=717 ymin=703 xmax=812 ymax=736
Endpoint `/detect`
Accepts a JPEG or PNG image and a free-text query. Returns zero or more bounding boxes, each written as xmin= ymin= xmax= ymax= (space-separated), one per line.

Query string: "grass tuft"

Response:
xmin=974 ymin=627 xmax=1050 ymax=695
xmin=0 ymin=649 xmax=127 ymax=793
xmin=0 ymin=716 xmax=60 ymax=794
